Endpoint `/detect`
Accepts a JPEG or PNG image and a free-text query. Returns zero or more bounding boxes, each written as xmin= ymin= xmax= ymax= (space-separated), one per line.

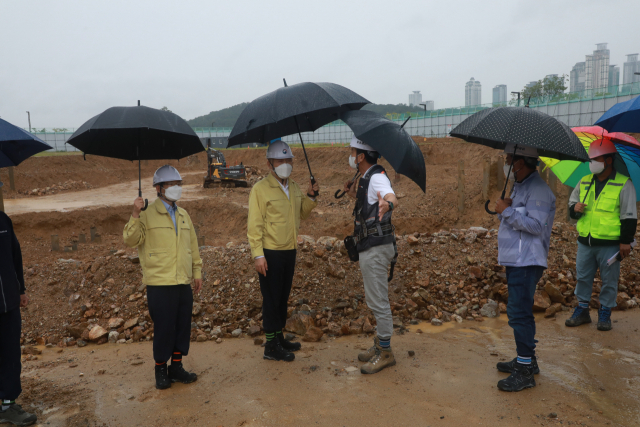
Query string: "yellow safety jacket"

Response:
xmin=123 ymin=198 xmax=202 ymax=286
xmin=247 ymin=173 xmax=317 ymax=258
xmin=577 ymin=173 xmax=629 ymax=240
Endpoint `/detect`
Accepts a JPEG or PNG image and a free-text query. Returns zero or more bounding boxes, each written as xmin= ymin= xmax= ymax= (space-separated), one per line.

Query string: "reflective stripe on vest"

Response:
xmin=576 ymin=173 xmax=628 ymax=240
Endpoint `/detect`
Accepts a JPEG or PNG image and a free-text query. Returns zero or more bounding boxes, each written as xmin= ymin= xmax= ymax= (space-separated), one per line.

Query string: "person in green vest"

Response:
xmin=566 ymin=139 xmax=637 ymax=331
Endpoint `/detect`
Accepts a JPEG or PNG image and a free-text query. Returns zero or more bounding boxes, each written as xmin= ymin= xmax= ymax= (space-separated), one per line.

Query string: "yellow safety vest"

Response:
xmin=577 ymin=173 xmax=628 ymax=240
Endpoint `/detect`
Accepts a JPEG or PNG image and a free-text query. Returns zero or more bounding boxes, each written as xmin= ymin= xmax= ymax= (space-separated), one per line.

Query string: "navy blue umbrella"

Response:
xmin=595 ymin=95 xmax=640 ymax=132
xmin=0 ymin=118 xmax=52 ymax=168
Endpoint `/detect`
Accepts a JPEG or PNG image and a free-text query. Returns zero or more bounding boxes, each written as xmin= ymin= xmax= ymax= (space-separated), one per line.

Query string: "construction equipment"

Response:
xmin=203 ymin=147 xmax=248 ymax=188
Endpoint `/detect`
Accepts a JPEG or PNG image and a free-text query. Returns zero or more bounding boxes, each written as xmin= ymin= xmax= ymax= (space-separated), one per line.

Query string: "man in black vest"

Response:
xmin=343 ymin=136 xmax=399 ymax=374
xmin=0 ymin=210 xmax=37 ymax=426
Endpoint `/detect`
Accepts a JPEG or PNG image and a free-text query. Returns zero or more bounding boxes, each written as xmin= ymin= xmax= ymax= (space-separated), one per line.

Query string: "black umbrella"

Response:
xmin=339 ymin=110 xmax=426 ymax=193
xmin=0 ymin=118 xmax=52 ymax=168
xmin=450 ymin=107 xmax=588 ymax=214
xmin=67 ymin=102 xmax=204 ymax=210
xmin=228 ymin=80 xmax=370 ymax=195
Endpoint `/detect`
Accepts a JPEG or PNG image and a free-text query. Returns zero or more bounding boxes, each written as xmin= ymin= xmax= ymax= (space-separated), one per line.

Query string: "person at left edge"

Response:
xmin=247 ymin=140 xmax=319 ymax=362
xmin=123 ymin=165 xmax=203 ymax=390
xmin=0 ymin=211 xmax=37 ymax=426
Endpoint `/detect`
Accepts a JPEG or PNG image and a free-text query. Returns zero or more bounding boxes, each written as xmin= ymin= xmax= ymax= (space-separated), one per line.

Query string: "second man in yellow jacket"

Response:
xmin=248 ymin=140 xmax=319 ymax=361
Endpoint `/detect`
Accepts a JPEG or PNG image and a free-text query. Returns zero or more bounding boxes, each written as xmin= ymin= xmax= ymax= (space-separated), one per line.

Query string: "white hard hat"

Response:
xmin=267 ymin=140 xmax=294 ymax=159
xmin=504 ymin=143 xmax=538 ymax=158
xmin=350 ymin=135 xmax=376 ymax=152
xmin=153 ymin=165 xmax=182 ymax=186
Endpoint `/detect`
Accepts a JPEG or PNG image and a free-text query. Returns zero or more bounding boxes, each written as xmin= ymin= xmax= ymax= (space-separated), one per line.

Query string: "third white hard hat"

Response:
xmin=350 ymin=135 xmax=376 ymax=152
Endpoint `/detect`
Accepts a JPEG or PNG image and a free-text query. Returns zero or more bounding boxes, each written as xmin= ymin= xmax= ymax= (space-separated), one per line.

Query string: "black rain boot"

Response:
xmin=597 ymin=306 xmax=612 ymax=331
xmin=168 ymin=362 xmax=198 ymax=384
xmin=565 ymin=305 xmax=592 ymax=327
xmin=155 ymin=364 xmax=171 ymax=390
xmin=497 ymin=356 xmax=540 ymax=375
xmin=497 ymin=362 xmax=536 ymax=392
xmin=277 ymin=333 xmax=301 ymax=352
xmin=263 ymin=339 xmax=295 ymax=362
xmin=0 ymin=403 xmax=38 ymax=426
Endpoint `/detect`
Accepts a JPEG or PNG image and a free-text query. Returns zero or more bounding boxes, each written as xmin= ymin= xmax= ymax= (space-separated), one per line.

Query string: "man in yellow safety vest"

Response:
xmin=566 ymin=139 xmax=637 ymax=331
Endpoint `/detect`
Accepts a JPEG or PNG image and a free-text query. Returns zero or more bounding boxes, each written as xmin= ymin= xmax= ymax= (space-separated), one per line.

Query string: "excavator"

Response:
xmin=203 ymin=147 xmax=248 ymax=188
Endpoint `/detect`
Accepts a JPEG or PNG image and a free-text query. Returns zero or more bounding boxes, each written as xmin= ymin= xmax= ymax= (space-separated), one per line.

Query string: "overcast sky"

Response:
xmin=1 ymin=0 xmax=639 ymax=129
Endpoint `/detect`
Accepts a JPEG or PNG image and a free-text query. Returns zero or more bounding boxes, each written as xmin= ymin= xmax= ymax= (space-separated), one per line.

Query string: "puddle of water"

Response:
xmin=405 ymin=321 xmax=455 ymax=334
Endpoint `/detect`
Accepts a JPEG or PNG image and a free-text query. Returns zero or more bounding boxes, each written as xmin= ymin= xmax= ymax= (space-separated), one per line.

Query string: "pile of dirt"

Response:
xmin=17 ymin=224 xmax=640 ymax=351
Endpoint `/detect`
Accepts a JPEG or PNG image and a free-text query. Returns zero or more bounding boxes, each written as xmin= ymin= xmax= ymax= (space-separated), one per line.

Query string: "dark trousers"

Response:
xmin=147 ymin=285 xmax=193 ymax=363
xmin=258 ymin=249 xmax=297 ymax=332
xmin=506 ymin=266 xmax=545 ymax=358
xmin=0 ymin=308 xmax=22 ymax=401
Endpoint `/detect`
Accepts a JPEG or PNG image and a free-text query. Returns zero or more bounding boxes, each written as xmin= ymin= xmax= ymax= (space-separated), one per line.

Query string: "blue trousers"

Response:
xmin=506 ymin=266 xmax=545 ymax=358
xmin=575 ymin=242 xmax=620 ymax=308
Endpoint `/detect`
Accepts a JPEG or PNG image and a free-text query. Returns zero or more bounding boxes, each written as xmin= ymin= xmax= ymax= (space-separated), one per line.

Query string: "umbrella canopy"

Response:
xmin=340 ymin=110 xmax=426 ymax=192
xmin=595 ymin=95 xmax=640 ymax=133
xmin=67 ymin=105 xmax=204 ymax=161
xmin=228 ymin=82 xmax=370 ymax=147
xmin=67 ymin=104 xmax=204 ymax=210
xmin=0 ymin=118 xmax=52 ymax=168
xmin=450 ymin=107 xmax=589 ymax=162
xmin=540 ymin=126 xmax=640 ymax=200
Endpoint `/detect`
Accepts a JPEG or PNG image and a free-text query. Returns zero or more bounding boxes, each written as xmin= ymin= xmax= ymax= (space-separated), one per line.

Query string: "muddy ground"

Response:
xmin=3 ymin=139 xmax=640 ymax=426
xmin=19 ymin=312 xmax=640 ymax=427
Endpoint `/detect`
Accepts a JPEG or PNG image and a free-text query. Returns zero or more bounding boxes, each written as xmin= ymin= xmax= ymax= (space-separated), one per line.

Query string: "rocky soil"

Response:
xmin=19 ymin=223 xmax=640 ymax=357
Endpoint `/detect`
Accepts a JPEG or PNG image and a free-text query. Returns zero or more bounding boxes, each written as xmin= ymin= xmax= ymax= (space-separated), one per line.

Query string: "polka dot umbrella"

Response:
xmin=450 ymin=107 xmax=589 ymax=214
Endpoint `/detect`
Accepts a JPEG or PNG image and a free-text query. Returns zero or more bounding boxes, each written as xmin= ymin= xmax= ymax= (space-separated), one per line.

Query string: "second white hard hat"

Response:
xmin=153 ymin=165 xmax=182 ymax=186
xmin=267 ymin=140 xmax=295 ymax=159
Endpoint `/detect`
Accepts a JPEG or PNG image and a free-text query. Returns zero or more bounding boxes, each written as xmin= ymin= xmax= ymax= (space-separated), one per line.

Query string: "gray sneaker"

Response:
xmin=0 ymin=404 xmax=37 ymax=426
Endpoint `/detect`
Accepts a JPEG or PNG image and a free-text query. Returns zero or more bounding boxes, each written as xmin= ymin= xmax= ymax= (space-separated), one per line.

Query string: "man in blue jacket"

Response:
xmin=494 ymin=144 xmax=556 ymax=392
xmin=0 ymin=211 xmax=37 ymax=426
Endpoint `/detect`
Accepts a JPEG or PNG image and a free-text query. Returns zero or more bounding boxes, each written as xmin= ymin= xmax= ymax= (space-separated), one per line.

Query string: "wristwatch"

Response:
xmin=388 ymin=201 xmax=394 ymax=211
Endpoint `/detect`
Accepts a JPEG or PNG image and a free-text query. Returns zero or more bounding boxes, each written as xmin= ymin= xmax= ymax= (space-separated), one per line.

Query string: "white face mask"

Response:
xmin=504 ymin=164 xmax=516 ymax=182
xmin=273 ymin=163 xmax=292 ymax=179
xmin=164 ymin=185 xmax=182 ymax=202
xmin=349 ymin=155 xmax=358 ymax=169
xmin=589 ymin=160 xmax=605 ymax=175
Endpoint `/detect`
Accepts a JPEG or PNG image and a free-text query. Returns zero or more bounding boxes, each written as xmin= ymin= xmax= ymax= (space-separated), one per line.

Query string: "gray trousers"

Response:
xmin=575 ymin=242 xmax=621 ymax=308
xmin=358 ymin=243 xmax=395 ymax=340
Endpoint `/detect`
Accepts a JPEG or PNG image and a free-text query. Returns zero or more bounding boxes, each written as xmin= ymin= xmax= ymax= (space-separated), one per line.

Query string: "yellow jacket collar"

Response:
xmin=267 ymin=172 xmax=288 ymax=188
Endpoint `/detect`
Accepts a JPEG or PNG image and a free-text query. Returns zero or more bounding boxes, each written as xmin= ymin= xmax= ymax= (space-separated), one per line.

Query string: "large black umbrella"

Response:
xmin=67 ymin=102 xmax=204 ymax=209
xmin=450 ymin=107 xmax=588 ymax=214
xmin=228 ymin=80 xmax=370 ymax=194
xmin=339 ymin=110 xmax=426 ymax=192
xmin=0 ymin=118 xmax=52 ymax=168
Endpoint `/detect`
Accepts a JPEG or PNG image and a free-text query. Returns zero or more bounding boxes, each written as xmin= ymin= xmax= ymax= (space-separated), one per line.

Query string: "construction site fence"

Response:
xmin=29 ymin=81 xmax=640 ymax=151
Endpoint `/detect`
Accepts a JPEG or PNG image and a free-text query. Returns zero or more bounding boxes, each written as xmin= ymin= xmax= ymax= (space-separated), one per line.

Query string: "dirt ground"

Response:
xmin=19 ymin=311 xmax=640 ymax=427
xmin=3 ymin=139 xmax=639 ymax=426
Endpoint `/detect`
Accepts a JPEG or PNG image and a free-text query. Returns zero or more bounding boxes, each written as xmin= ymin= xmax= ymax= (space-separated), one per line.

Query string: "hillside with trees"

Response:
xmin=187 ymin=103 xmax=427 ymax=128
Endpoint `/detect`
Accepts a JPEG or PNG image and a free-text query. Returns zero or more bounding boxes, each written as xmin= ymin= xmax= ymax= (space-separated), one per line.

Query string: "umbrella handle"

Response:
xmin=141 ymin=199 xmax=148 ymax=211
xmin=310 ymin=176 xmax=319 ymax=197
xmin=485 ymin=199 xmax=497 ymax=215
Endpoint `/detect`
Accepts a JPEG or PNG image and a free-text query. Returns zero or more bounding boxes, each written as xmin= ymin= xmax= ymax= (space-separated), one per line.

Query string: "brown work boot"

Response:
xmin=360 ymin=343 xmax=396 ymax=374
xmin=358 ymin=336 xmax=380 ymax=362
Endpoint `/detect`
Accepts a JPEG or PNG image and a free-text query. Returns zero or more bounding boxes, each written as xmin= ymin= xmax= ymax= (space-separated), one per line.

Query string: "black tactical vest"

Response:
xmin=353 ymin=164 xmax=395 ymax=253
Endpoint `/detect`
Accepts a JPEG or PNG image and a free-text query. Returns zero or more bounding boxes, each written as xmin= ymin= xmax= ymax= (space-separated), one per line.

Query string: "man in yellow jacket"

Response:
xmin=123 ymin=165 xmax=203 ymax=390
xmin=248 ymin=140 xmax=319 ymax=362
